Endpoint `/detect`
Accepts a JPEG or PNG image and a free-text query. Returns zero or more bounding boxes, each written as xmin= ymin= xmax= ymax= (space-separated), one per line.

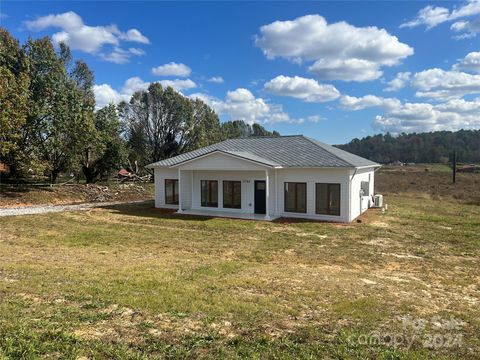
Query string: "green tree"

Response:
xmin=221 ymin=120 xmax=280 ymax=139
xmin=0 ymin=28 xmax=29 ymax=170
xmin=20 ymin=37 xmax=96 ymax=182
xmin=81 ymin=104 xmax=126 ymax=183
xmin=121 ymin=83 xmax=223 ymax=166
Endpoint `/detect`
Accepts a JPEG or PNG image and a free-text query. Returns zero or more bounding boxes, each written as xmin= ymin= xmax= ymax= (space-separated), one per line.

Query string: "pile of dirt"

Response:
xmin=0 ymin=183 xmax=154 ymax=207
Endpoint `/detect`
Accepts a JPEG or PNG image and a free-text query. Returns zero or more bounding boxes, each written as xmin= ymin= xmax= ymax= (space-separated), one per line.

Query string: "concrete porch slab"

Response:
xmin=176 ymin=209 xmax=277 ymax=221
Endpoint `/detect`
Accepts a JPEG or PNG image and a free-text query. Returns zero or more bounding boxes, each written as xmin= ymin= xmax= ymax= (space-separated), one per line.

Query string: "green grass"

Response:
xmin=1 ymin=193 xmax=479 ymax=359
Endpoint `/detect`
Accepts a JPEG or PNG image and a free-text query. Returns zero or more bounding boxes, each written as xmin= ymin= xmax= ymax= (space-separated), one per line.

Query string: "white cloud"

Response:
xmin=118 ymin=29 xmax=150 ymax=44
xmin=190 ymin=88 xmax=299 ymax=124
xmin=121 ymin=77 xmax=150 ymax=97
xmin=400 ymin=5 xmax=451 ymax=29
xmin=255 ymin=14 xmax=413 ymax=82
xmin=340 ymin=95 xmax=401 ymax=111
xmin=99 ymin=47 xmax=145 ymax=64
xmin=207 ymin=76 xmax=224 ymax=83
xmin=384 ymin=72 xmax=411 ymax=92
xmin=93 ymin=76 xmax=196 ymax=109
xmin=401 ymin=0 xmax=480 ymax=38
xmin=374 ymin=97 xmax=480 ymax=133
xmin=152 ymin=62 xmax=191 ymax=77
xmin=0 ymin=12 xmax=8 ymax=19
xmin=93 ymin=84 xmax=126 ymax=109
xmin=451 ymin=16 xmax=480 ymax=38
xmin=264 ymin=75 xmax=340 ymax=102
xmin=23 ymin=11 xmax=149 ymax=62
xmin=158 ymin=79 xmax=197 ymax=91
xmin=411 ymin=68 xmax=480 ymax=99
xmin=128 ymin=48 xmax=146 ymax=56
xmin=453 ymin=51 xmax=480 ymax=73
xmin=308 ymin=58 xmax=382 ymax=82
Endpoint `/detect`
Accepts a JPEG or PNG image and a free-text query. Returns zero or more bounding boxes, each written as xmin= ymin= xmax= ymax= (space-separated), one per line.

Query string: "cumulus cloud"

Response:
xmin=401 ymin=0 xmax=480 ymax=38
xmin=190 ymin=88 xmax=301 ymax=124
xmin=23 ymin=11 xmax=149 ymax=62
xmin=453 ymin=51 xmax=480 ymax=73
xmin=93 ymin=84 xmax=126 ymax=109
xmin=151 ymin=62 xmax=191 ymax=77
xmin=384 ymin=72 xmax=411 ymax=92
xmin=207 ymin=76 xmax=224 ymax=83
xmin=264 ymin=75 xmax=340 ymax=102
xmin=374 ymin=97 xmax=480 ymax=133
xmin=118 ymin=29 xmax=150 ymax=44
xmin=93 ymin=77 xmax=149 ymax=109
xmin=93 ymin=77 xmax=196 ymax=109
xmin=255 ymin=14 xmax=413 ymax=82
xmin=340 ymin=95 xmax=401 ymax=111
xmin=411 ymin=68 xmax=480 ymax=99
xmin=451 ymin=15 xmax=480 ymax=38
xmin=400 ymin=5 xmax=451 ymax=29
xmin=99 ymin=47 xmax=145 ymax=64
xmin=158 ymin=79 xmax=197 ymax=91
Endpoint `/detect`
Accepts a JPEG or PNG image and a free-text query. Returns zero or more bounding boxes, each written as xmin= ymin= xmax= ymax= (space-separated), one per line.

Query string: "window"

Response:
xmin=165 ymin=179 xmax=179 ymax=205
xmin=316 ymin=183 xmax=341 ymax=216
xmin=223 ymin=181 xmax=241 ymax=209
xmin=201 ymin=180 xmax=218 ymax=207
xmin=284 ymin=182 xmax=307 ymax=213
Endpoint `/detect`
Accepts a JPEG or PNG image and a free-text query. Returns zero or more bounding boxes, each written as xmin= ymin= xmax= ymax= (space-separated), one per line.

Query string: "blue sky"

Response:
xmin=2 ymin=1 xmax=480 ymax=144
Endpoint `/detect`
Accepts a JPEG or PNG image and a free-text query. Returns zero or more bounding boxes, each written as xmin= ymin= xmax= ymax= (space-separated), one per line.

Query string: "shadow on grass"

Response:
xmin=99 ymin=201 xmax=211 ymax=222
xmin=101 ymin=201 xmax=365 ymax=225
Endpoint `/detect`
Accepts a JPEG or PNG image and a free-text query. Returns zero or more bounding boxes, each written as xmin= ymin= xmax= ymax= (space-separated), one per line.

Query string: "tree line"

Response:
xmin=0 ymin=28 xmax=278 ymax=183
xmin=338 ymin=130 xmax=480 ymax=164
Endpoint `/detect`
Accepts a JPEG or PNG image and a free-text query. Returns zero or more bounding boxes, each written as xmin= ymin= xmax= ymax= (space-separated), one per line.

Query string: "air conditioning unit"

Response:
xmin=374 ymin=194 xmax=383 ymax=208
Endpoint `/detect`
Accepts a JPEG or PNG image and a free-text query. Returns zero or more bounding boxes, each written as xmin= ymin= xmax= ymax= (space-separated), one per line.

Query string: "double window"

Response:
xmin=223 ymin=181 xmax=241 ymax=209
xmin=284 ymin=182 xmax=307 ymax=213
xmin=165 ymin=179 xmax=179 ymax=205
xmin=316 ymin=183 xmax=341 ymax=216
xmin=201 ymin=180 xmax=218 ymax=207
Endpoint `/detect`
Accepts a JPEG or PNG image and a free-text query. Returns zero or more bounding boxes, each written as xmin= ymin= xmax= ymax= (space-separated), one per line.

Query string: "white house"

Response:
xmin=146 ymin=135 xmax=380 ymax=222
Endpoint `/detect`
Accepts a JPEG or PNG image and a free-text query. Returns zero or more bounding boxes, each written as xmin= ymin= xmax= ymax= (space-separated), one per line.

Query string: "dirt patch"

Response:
xmin=0 ymin=183 xmax=154 ymax=207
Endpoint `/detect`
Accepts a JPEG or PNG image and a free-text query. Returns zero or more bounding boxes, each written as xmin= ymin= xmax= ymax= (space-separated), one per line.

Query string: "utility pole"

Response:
xmin=452 ymin=150 xmax=457 ymax=184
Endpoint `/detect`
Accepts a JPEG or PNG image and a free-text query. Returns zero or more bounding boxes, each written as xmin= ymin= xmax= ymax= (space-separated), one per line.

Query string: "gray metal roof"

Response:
xmin=147 ymin=135 xmax=379 ymax=168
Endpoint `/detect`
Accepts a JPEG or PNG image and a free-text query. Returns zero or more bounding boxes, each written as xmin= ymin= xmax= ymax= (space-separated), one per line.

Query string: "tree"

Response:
xmin=338 ymin=130 xmax=480 ymax=164
xmin=81 ymin=104 xmax=126 ymax=183
xmin=20 ymin=37 xmax=96 ymax=182
xmin=221 ymin=120 xmax=280 ymax=139
xmin=121 ymin=83 xmax=223 ymax=166
xmin=0 ymin=28 xmax=29 ymax=171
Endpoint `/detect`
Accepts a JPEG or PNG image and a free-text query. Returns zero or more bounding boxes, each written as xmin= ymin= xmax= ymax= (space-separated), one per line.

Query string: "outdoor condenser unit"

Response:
xmin=374 ymin=194 xmax=383 ymax=208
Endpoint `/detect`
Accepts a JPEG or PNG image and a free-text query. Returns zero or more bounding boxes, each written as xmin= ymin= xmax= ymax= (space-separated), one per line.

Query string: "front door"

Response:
xmin=254 ymin=180 xmax=266 ymax=214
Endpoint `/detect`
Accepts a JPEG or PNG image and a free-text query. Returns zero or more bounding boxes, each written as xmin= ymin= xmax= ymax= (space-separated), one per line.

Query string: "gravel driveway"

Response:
xmin=0 ymin=200 xmax=150 ymax=217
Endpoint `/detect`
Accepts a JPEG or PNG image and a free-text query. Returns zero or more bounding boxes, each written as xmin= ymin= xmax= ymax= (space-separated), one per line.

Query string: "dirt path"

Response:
xmin=0 ymin=200 xmax=152 ymax=217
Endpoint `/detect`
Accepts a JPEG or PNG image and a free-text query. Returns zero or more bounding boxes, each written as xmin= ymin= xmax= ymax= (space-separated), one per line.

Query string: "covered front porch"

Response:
xmin=172 ymin=150 xmax=279 ymax=221
xmin=176 ymin=168 xmax=275 ymax=220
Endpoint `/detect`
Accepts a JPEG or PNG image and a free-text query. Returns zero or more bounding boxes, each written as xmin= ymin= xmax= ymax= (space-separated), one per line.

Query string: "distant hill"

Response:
xmin=337 ymin=130 xmax=480 ymax=164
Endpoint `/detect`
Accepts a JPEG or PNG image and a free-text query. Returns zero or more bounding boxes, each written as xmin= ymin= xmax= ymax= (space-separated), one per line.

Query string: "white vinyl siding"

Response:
xmin=153 ymin=154 xmax=377 ymax=222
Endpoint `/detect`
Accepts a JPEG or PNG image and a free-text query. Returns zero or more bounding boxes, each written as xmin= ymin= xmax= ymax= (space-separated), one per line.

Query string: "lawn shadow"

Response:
xmin=99 ymin=201 xmax=211 ymax=222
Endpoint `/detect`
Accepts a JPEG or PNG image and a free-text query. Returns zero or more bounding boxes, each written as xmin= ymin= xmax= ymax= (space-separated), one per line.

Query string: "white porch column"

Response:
xmin=191 ymin=170 xmax=194 ymax=209
xmin=265 ymin=169 xmax=270 ymax=220
xmin=178 ymin=168 xmax=183 ymax=212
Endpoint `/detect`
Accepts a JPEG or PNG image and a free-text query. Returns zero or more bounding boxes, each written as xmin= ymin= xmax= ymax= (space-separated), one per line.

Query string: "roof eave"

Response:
xmin=168 ymin=149 xmax=279 ymax=168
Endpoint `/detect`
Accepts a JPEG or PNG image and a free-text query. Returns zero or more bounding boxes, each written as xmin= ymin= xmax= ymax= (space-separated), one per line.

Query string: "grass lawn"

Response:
xmin=1 ymin=182 xmax=479 ymax=358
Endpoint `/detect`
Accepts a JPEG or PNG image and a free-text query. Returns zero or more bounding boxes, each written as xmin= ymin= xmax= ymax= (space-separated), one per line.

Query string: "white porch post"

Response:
xmin=265 ymin=169 xmax=270 ymax=220
xmin=191 ymin=170 xmax=194 ymax=210
xmin=178 ymin=168 xmax=183 ymax=213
